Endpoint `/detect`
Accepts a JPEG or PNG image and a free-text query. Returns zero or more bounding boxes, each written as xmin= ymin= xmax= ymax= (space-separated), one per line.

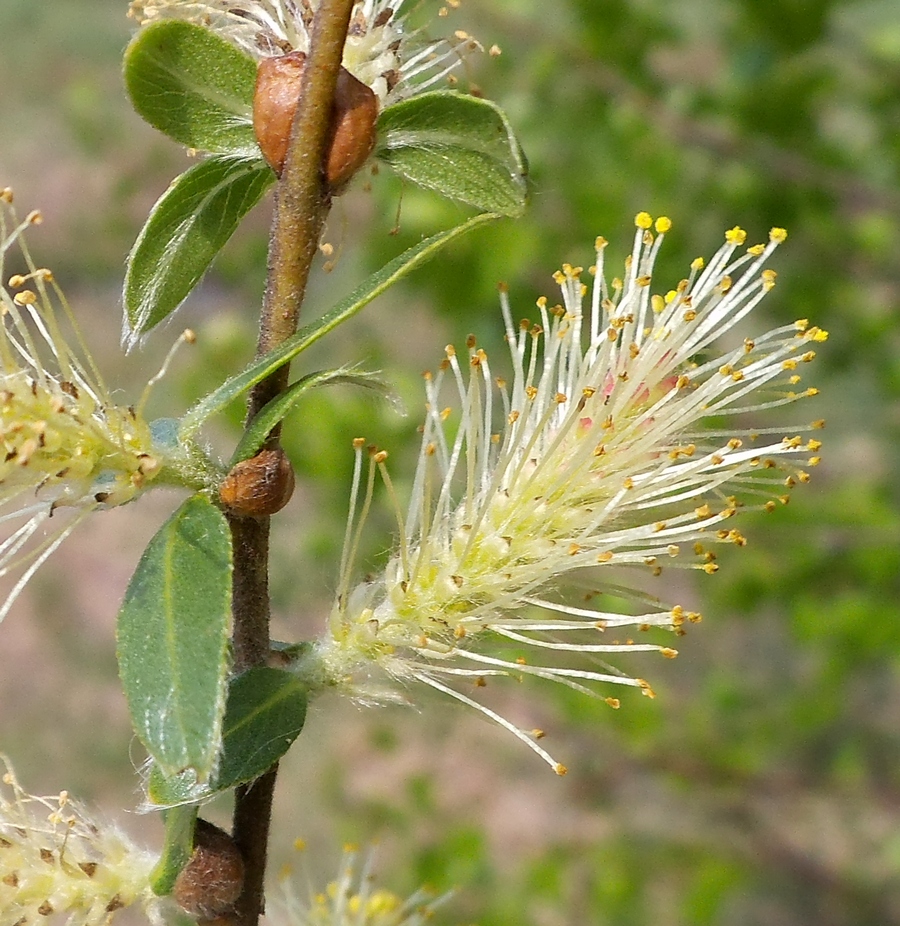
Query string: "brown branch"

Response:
xmin=249 ymin=0 xmax=359 ymax=421
xmin=228 ymin=3 xmax=358 ymax=926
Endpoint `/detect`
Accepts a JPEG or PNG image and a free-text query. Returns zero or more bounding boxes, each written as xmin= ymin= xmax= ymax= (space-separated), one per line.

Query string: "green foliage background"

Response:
xmin=1 ymin=0 xmax=899 ymax=923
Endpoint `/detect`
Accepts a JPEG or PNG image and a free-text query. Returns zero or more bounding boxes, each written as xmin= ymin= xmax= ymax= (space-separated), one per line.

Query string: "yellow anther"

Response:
xmin=769 ymin=227 xmax=788 ymax=243
xmin=635 ymin=212 xmax=653 ymax=229
xmin=725 ymin=226 xmax=746 ymax=246
xmin=655 ymin=216 xmax=672 ymax=233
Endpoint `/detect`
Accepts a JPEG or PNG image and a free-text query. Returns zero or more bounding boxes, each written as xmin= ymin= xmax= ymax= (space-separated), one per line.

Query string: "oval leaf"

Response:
xmin=214 ymin=667 xmax=308 ymax=790
xmin=124 ymin=155 xmax=275 ymax=345
xmin=125 ymin=19 xmax=258 ymax=155
xmin=376 ymin=91 xmax=529 ymax=216
xmin=117 ymin=495 xmax=232 ymax=781
xmin=146 ymin=667 xmax=307 ymax=807
xmin=178 ymin=210 xmax=500 ymax=440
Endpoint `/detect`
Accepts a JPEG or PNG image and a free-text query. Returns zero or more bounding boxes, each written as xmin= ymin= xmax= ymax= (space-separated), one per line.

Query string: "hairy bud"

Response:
xmin=253 ymin=52 xmax=379 ymax=191
xmin=219 ymin=448 xmax=295 ymax=518
xmin=173 ymin=820 xmax=244 ymax=920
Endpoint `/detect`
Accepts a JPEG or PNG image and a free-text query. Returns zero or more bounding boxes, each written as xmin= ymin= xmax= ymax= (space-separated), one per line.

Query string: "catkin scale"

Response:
xmin=219 ymin=448 xmax=295 ymax=517
xmin=253 ymin=52 xmax=379 ymax=190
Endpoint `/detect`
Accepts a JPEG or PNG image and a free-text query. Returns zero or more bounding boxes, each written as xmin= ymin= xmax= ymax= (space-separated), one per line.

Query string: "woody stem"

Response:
xmin=228 ymin=4 xmax=357 ymax=926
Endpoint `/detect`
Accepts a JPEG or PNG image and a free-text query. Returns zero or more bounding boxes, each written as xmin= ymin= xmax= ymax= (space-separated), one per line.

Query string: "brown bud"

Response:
xmin=253 ymin=52 xmax=379 ymax=191
xmin=219 ymin=448 xmax=295 ymax=518
xmin=173 ymin=820 xmax=245 ymax=920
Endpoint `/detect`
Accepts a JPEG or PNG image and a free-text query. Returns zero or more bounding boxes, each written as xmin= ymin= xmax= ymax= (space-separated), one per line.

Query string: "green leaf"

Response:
xmin=117 ymin=495 xmax=232 ymax=781
xmin=146 ymin=766 xmax=208 ymax=809
xmin=124 ymin=19 xmax=258 ymax=155
xmin=146 ymin=668 xmax=307 ymax=807
xmin=230 ymin=368 xmax=393 ymax=465
xmin=179 ymin=210 xmax=500 ymax=440
xmin=376 ymin=91 xmax=529 ymax=216
xmin=214 ymin=667 xmax=308 ymax=790
xmin=124 ymin=155 xmax=275 ymax=345
xmin=150 ymin=806 xmax=198 ymax=896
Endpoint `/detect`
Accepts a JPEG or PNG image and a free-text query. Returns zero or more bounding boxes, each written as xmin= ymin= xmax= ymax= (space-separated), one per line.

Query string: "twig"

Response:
xmin=228 ymin=3 xmax=358 ymax=925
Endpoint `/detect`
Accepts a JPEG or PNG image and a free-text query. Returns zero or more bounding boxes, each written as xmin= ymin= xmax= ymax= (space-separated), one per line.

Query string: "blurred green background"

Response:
xmin=1 ymin=0 xmax=899 ymax=923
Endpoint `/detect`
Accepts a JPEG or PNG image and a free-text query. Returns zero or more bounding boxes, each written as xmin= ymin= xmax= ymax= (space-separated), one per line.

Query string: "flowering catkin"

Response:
xmin=275 ymin=845 xmax=448 ymax=926
xmin=0 ymin=758 xmax=158 ymax=926
xmin=128 ymin=0 xmax=478 ymax=107
xmin=0 ymin=190 xmax=195 ymax=620
xmin=295 ymin=214 xmax=826 ymax=773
